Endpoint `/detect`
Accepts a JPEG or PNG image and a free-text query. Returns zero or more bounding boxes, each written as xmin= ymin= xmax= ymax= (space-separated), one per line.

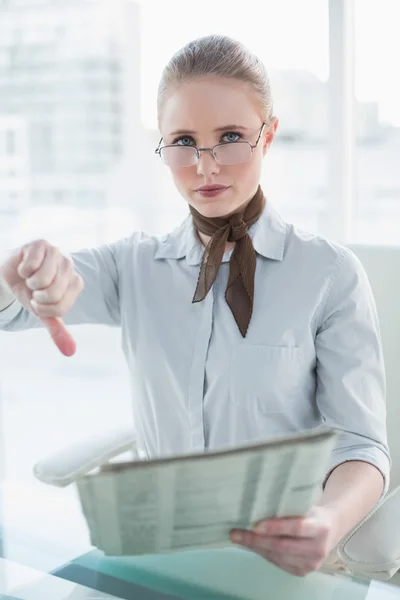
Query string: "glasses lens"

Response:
xmin=214 ymin=142 xmax=252 ymax=165
xmin=160 ymin=146 xmax=197 ymax=167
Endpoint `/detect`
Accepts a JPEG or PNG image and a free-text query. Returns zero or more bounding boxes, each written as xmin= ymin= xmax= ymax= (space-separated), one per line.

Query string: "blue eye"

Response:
xmin=175 ymin=136 xmax=194 ymax=146
xmin=222 ymin=132 xmax=242 ymax=143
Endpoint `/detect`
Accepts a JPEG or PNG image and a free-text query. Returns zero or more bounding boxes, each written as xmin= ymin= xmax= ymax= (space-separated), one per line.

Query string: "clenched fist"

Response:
xmin=0 ymin=239 xmax=84 ymax=356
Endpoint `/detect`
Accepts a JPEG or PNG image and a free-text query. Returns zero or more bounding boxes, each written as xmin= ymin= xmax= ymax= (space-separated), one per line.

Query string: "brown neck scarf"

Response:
xmin=190 ymin=185 xmax=266 ymax=337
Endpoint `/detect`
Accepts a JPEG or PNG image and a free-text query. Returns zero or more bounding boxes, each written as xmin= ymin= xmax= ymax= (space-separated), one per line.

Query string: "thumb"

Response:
xmin=40 ymin=316 xmax=77 ymax=357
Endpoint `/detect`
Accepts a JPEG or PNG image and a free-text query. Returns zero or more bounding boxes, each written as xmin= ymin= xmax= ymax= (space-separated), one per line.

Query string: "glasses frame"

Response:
xmin=155 ymin=122 xmax=266 ymax=167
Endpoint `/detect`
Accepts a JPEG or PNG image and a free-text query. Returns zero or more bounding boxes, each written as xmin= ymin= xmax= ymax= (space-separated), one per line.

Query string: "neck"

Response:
xmin=197 ymin=230 xmax=236 ymax=253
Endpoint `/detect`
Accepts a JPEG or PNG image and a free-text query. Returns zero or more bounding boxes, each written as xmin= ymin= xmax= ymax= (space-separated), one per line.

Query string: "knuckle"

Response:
xmin=34 ymin=238 xmax=50 ymax=250
xmin=311 ymin=550 xmax=325 ymax=562
xmin=45 ymin=244 xmax=61 ymax=263
xmin=306 ymin=558 xmax=319 ymax=570
xmin=28 ymin=273 xmax=53 ymax=290
xmin=20 ymin=240 xmax=51 ymax=275
xmin=26 ymin=239 xmax=49 ymax=259
xmin=24 ymin=239 xmax=47 ymax=253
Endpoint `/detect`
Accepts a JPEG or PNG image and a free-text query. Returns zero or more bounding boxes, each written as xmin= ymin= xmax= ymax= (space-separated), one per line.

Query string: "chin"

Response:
xmin=190 ymin=195 xmax=239 ymax=219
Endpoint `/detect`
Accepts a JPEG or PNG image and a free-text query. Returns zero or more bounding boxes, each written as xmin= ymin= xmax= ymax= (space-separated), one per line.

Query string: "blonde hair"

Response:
xmin=157 ymin=34 xmax=275 ymax=127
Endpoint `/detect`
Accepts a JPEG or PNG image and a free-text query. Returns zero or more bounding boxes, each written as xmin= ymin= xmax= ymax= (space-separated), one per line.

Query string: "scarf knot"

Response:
xmin=229 ymin=219 xmax=248 ymax=242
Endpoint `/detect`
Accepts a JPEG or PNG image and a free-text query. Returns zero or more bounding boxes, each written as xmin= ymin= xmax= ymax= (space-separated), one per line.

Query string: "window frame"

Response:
xmin=326 ymin=0 xmax=355 ymax=243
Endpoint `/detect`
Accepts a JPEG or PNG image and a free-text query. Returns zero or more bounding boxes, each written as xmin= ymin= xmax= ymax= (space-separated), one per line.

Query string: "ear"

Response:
xmin=263 ymin=118 xmax=279 ymax=156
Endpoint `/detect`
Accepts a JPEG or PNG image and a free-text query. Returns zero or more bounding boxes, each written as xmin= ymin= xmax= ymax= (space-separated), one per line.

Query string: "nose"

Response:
xmin=196 ymin=149 xmax=220 ymax=177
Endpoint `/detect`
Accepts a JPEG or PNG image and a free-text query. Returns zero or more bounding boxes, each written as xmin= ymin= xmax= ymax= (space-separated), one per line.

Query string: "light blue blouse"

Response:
xmin=0 ymin=203 xmax=391 ymax=490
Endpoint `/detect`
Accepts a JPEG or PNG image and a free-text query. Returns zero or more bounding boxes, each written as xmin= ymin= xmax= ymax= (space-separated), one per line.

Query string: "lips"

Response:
xmin=196 ymin=185 xmax=229 ymax=192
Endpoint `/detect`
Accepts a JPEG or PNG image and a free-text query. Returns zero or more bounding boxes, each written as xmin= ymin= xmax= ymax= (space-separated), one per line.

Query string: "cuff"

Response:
xmin=0 ymin=299 xmax=23 ymax=326
xmin=323 ymin=446 xmax=391 ymax=497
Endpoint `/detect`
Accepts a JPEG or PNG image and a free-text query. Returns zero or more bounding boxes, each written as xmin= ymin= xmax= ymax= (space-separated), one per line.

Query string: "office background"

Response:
xmin=0 ymin=0 xmax=399 ymax=563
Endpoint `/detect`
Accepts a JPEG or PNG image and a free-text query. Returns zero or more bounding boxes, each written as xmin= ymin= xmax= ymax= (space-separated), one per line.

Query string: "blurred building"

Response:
xmin=0 ymin=0 xmax=166 ymax=232
xmin=0 ymin=0 xmax=398 ymax=245
xmin=270 ymin=69 xmax=383 ymax=143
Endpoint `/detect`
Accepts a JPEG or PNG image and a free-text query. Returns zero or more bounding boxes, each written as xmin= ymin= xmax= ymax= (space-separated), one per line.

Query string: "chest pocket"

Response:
xmin=229 ymin=345 xmax=303 ymax=414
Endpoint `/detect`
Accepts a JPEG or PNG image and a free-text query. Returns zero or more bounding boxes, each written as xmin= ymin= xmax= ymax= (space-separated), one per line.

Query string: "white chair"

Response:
xmin=33 ymin=244 xmax=400 ymax=580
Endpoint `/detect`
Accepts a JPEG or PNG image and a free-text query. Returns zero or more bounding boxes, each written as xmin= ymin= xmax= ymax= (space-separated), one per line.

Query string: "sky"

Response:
xmin=134 ymin=0 xmax=400 ymax=128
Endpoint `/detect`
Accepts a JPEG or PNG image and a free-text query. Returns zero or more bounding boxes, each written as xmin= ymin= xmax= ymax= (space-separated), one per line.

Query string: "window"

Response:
xmin=353 ymin=0 xmax=400 ymax=244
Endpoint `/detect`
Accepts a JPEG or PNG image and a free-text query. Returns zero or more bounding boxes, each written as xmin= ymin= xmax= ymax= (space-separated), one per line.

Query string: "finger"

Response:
xmin=40 ymin=316 xmax=76 ymax=357
xmin=254 ymin=517 xmax=322 ymax=538
xmin=231 ymin=528 xmax=326 ymax=561
xmin=249 ymin=545 xmax=320 ymax=577
xmin=251 ymin=533 xmax=326 ymax=560
xmin=230 ymin=531 xmax=316 ymax=575
xmin=31 ymin=258 xmax=75 ymax=304
xmin=30 ymin=274 xmax=83 ymax=317
xmin=18 ymin=241 xmax=48 ymax=280
xmin=25 ymin=246 xmax=62 ymax=291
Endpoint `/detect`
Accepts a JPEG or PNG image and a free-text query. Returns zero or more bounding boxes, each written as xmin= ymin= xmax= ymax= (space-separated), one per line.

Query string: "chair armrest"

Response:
xmin=33 ymin=426 xmax=138 ymax=488
xmin=337 ymin=485 xmax=400 ymax=580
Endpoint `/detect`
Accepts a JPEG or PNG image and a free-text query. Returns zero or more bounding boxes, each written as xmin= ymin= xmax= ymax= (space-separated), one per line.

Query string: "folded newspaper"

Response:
xmin=77 ymin=427 xmax=337 ymax=556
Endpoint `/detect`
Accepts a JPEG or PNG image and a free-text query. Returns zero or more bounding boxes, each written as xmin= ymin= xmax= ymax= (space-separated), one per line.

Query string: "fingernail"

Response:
xmin=230 ymin=531 xmax=243 ymax=543
xmin=30 ymin=299 xmax=38 ymax=310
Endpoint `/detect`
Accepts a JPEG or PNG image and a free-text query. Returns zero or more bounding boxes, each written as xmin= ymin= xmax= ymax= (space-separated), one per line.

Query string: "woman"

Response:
xmin=0 ymin=35 xmax=390 ymax=577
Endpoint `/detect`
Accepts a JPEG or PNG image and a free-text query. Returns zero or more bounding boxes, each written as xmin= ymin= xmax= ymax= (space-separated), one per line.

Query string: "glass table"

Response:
xmin=2 ymin=541 xmax=400 ymax=599
xmin=0 ymin=355 xmax=399 ymax=599
xmin=1 ymin=481 xmax=400 ymax=600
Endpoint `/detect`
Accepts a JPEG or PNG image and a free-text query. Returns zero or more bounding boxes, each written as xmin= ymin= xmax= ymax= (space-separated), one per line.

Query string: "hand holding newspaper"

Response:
xmin=77 ymin=427 xmax=337 ymax=556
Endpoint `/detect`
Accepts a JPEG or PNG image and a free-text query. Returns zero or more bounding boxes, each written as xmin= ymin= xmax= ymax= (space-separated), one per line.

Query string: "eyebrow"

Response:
xmin=168 ymin=125 xmax=248 ymax=136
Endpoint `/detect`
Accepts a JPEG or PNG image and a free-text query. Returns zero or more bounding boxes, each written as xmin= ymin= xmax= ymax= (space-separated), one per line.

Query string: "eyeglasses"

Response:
xmin=155 ymin=123 xmax=266 ymax=168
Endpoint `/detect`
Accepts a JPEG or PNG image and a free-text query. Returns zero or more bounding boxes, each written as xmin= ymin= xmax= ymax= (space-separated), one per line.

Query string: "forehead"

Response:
xmin=160 ymin=76 xmax=262 ymax=134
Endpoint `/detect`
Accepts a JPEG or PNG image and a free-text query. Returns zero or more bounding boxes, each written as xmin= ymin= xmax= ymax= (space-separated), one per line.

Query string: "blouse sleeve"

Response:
xmin=315 ymin=247 xmax=391 ymax=495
